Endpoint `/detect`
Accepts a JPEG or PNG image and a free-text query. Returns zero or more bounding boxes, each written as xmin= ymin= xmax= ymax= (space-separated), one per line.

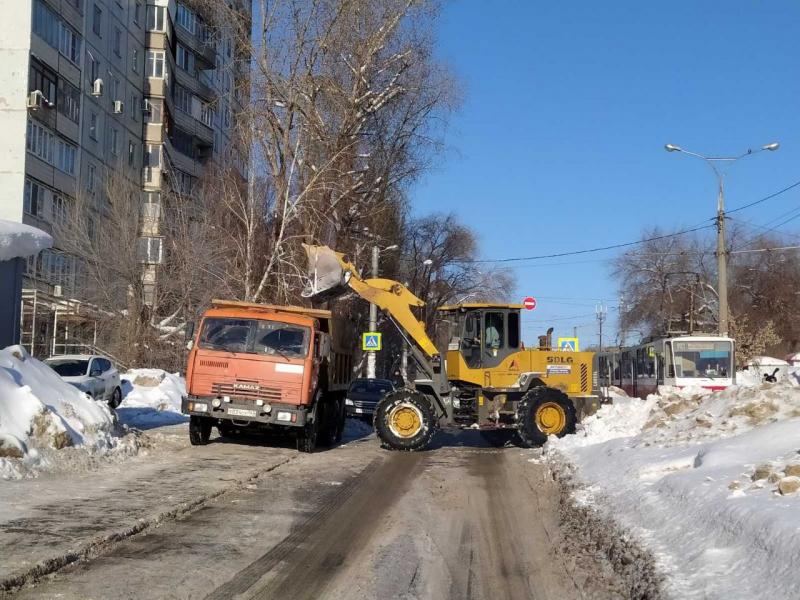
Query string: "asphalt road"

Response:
xmin=6 ymin=426 xmax=626 ymax=600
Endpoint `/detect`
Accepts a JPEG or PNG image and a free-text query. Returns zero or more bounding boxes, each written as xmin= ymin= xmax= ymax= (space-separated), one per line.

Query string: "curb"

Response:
xmin=0 ymin=456 xmax=295 ymax=594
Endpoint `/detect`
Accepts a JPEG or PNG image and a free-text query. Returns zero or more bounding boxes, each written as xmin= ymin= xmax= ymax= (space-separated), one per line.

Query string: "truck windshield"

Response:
xmin=672 ymin=340 xmax=732 ymax=378
xmin=199 ymin=318 xmax=310 ymax=358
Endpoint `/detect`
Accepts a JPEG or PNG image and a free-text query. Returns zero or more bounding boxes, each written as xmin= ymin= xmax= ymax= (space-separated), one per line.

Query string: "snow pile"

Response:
xmin=547 ymin=380 xmax=800 ymax=598
xmin=0 ymin=346 xmax=119 ymax=479
xmin=117 ymin=369 xmax=187 ymax=429
xmin=0 ymin=220 xmax=52 ymax=261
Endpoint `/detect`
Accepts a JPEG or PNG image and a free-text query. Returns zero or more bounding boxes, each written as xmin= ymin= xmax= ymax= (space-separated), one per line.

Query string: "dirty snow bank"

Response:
xmin=546 ymin=380 xmax=800 ymax=599
xmin=117 ymin=369 xmax=187 ymax=429
xmin=0 ymin=346 xmax=130 ymax=480
xmin=0 ymin=220 xmax=52 ymax=261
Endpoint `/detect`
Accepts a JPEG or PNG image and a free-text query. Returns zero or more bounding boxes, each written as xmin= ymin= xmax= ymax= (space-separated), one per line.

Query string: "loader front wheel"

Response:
xmin=374 ymin=390 xmax=437 ymax=451
xmin=516 ymin=387 xmax=576 ymax=448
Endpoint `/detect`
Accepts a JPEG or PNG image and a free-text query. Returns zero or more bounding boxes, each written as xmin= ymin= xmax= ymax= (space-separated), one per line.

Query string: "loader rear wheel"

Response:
xmin=516 ymin=387 xmax=576 ymax=448
xmin=374 ymin=390 xmax=437 ymax=451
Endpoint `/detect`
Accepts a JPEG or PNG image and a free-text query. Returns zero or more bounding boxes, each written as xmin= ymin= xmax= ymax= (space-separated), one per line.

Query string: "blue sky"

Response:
xmin=413 ymin=0 xmax=800 ymax=347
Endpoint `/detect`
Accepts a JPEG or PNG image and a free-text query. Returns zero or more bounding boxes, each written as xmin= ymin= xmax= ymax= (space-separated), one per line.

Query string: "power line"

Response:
xmin=726 ymin=178 xmax=800 ymax=215
xmin=456 ymin=177 xmax=800 ymax=265
xmin=457 ymin=223 xmax=716 ymax=265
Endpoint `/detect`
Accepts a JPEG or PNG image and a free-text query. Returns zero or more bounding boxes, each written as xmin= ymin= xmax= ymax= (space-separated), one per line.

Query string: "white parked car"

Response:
xmin=45 ymin=355 xmax=123 ymax=408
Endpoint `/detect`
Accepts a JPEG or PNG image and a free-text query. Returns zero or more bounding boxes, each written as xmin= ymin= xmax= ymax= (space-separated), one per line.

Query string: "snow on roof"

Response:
xmin=747 ymin=355 xmax=789 ymax=366
xmin=0 ymin=219 xmax=53 ymax=261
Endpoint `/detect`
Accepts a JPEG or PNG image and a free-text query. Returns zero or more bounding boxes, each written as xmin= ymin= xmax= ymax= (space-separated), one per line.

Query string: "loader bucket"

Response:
xmin=301 ymin=244 xmax=352 ymax=303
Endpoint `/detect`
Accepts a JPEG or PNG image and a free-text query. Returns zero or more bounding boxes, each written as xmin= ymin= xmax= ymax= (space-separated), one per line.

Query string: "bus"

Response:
xmin=596 ymin=335 xmax=735 ymax=399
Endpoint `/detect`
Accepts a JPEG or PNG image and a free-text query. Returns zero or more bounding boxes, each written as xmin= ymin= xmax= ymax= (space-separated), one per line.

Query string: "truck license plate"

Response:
xmin=228 ymin=407 xmax=257 ymax=418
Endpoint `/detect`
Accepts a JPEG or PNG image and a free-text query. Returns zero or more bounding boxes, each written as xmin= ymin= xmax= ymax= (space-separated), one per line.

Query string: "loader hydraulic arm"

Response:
xmin=303 ymin=244 xmax=439 ymax=358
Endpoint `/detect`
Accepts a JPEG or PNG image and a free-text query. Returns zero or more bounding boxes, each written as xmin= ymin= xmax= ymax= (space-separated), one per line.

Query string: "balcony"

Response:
xmin=172 ymin=60 xmax=215 ymax=101
xmin=173 ymin=23 xmax=216 ymax=69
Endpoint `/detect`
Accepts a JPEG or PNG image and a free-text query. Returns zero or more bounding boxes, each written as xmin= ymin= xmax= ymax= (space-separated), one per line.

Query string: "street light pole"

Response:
xmin=664 ymin=142 xmax=779 ymax=336
xmin=367 ymin=246 xmax=379 ymax=378
xmin=366 ymin=244 xmax=398 ymax=378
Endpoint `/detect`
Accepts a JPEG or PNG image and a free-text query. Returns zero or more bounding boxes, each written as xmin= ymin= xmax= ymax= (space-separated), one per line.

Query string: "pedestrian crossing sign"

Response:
xmin=557 ymin=337 xmax=579 ymax=352
xmin=362 ymin=332 xmax=382 ymax=351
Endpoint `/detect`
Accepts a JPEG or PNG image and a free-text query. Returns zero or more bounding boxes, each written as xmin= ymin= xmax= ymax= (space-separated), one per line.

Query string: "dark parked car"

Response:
xmin=344 ymin=378 xmax=394 ymax=419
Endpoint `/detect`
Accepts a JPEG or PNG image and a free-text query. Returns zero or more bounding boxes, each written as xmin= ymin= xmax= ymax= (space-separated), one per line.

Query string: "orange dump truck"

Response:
xmin=182 ymin=300 xmax=352 ymax=452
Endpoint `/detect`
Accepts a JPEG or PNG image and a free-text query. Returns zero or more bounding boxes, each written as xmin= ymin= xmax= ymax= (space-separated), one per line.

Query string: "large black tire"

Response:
xmin=189 ymin=415 xmax=212 ymax=445
xmin=108 ymin=387 xmax=122 ymax=409
xmin=297 ymin=413 xmax=319 ymax=453
xmin=516 ymin=387 xmax=577 ymax=448
xmin=373 ymin=390 xmax=437 ymax=451
xmin=332 ymin=398 xmax=345 ymax=444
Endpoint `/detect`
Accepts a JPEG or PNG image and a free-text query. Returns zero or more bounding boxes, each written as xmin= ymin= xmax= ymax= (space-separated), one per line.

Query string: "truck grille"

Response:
xmin=212 ymin=381 xmax=282 ymax=401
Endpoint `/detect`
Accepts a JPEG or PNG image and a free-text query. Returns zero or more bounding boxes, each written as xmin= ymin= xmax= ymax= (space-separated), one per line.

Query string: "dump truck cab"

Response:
xmin=182 ymin=300 xmax=351 ymax=452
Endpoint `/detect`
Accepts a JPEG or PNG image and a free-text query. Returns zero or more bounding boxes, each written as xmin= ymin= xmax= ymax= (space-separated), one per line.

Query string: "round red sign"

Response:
xmin=523 ymin=296 xmax=537 ymax=310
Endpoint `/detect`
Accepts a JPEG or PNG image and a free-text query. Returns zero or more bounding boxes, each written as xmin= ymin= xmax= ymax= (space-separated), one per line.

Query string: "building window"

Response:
xmin=132 ymin=48 xmax=139 ymax=73
xmin=55 ymin=138 xmax=77 ymax=174
xmin=200 ymin=102 xmax=213 ymax=127
xmin=176 ymin=44 xmax=195 ymax=74
xmin=28 ymin=59 xmax=57 ymax=106
xmin=89 ymin=111 xmax=98 ymax=140
xmin=130 ymin=92 xmax=138 ymax=120
xmin=26 ymin=119 xmax=54 ymax=164
xmin=173 ymin=82 xmax=192 ymax=113
xmin=170 ymin=128 xmax=194 ymax=158
xmin=146 ymin=98 xmax=163 ymax=124
xmin=113 ymin=26 xmax=122 ymax=56
xmin=137 ymin=237 xmax=163 ymax=264
xmin=128 ymin=140 xmax=136 ymax=167
xmin=144 ymin=143 xmax=161 ymax=168
xmin=24 ymin=179 xmax=44 ymax=217
xmin=89 ymin=55 xmax=101 ymax=88
xmin=176 ymin=3 xmax=197 ymax=34
xmin=109 ymin=75 xmax=120 ymax=102
xmin=58 ymin=23 xmax=82 ymax=64
xmin=87 ymin=163 xmax=96 ymax=191
xmin=146 ymin=51 xmax=165 ymax=77
xmin=146 ymin=5 xmax=166 ymax=32
xmin=33 ymin=0 xmax=59 ymax=47
xmin=134 ymin=1 xmax=142 ymax=25
xmin=33 ymin=1 xmax=82 ymax=64
xmin=51 ymin=195 xmax=67 ymax=225
xmin=92 ymin=4 xmax=102 ymax=36
xmin=108 ymin=127 xmax=119 ymax=156
xmin=57 ymin=78 xmax=81 ymax=123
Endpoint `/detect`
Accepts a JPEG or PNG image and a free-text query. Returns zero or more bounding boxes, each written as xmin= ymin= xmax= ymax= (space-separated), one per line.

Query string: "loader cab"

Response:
xmin=439 ymin=304 xmax=523 ymax=377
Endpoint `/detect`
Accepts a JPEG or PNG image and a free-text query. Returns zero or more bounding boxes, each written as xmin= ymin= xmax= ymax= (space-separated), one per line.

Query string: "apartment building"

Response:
xmin=0 ymin=0 xmax=249 ymax=357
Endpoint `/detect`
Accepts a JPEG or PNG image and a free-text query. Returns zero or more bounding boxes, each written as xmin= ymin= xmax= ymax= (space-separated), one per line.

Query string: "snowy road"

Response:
xmin=2 ymin=425 xmax=629 ymax=600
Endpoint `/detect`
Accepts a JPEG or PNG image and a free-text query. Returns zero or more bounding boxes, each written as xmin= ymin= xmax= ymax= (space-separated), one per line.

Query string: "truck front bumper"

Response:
xmin=182 ymin=396 xmax=309 ymax=428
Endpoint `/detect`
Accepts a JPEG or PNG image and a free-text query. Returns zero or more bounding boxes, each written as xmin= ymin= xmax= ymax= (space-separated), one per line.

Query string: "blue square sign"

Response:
xmin=362 ymin=332 xmax=382 ymax=351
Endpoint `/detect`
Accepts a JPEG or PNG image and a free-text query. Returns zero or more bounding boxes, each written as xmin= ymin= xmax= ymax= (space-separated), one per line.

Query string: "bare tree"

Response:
xmin=196 ymin=0 xmax=457 ymax=304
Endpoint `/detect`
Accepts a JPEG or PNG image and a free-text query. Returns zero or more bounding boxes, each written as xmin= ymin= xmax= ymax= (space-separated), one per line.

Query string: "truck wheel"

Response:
xmin=516 ymin=387 xmax=576 ymax=448
xmin=189 ymin=416 xmax=212 ymax=446
xmin=297 ymin=417 xmax=318 ymax=453
xmin=374 ymin=390 xmax=437 ymax=451
xmin=108 ymin=387 xmax=122 ymax=409
xmin=333 ymin=399 xmax=345 ymax=444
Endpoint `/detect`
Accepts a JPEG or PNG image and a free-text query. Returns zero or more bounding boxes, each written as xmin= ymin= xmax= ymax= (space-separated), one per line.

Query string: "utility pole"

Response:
xmin=596 ymin=302 xmax=607 ymax=350
xmin=665 ymin=141 xmax=779 ymax=337
xmin=367 ymin=245 xmax=379 ymax=379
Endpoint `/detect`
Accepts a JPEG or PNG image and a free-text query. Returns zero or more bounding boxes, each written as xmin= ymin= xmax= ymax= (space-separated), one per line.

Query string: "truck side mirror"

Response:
xmin=185 ymin=321 xmax=195 ymax=343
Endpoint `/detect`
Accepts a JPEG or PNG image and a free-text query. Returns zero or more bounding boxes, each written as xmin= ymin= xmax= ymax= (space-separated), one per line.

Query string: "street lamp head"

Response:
xmin=664 ymin=143 xmax=682 ymax=153
xmin=422 ymin=259 xmax=433 ymax=266
xmin=382 ymin=244 xmax=399 ymax=252
xmin=762 ymin=142 xmax=780 ymax=152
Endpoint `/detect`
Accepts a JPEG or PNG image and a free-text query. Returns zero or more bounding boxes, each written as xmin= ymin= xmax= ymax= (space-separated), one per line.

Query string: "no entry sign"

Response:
xmin=523 ymin=296 xmax=537 ymax=311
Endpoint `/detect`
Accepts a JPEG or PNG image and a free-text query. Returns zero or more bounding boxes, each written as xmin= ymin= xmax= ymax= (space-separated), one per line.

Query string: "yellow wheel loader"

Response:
xmin=303 ymin=245 xmax=600 ymax=451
